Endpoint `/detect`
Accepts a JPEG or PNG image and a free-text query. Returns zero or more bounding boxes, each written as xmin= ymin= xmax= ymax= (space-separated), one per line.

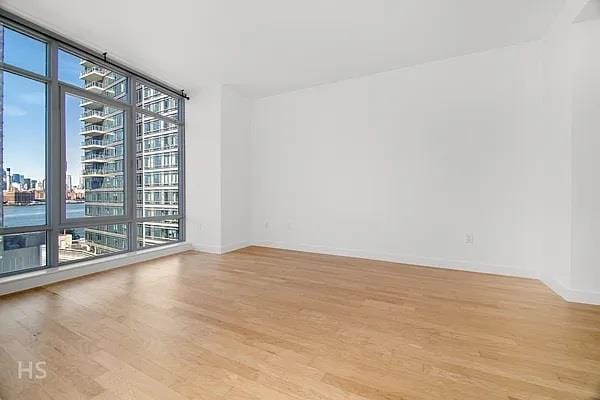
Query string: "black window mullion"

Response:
xmin=179 ymin=99 xmax=186 ymax=236
xmin=47 ymin=38 xmax=60 ymax=268
xmin=128 ymin=76 xmax=138 ymax=249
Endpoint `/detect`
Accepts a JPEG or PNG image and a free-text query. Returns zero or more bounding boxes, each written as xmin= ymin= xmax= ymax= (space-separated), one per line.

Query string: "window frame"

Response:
xmin=0 ymin=10 xmax=186 ymax=275
xmin=60 ymin=86 xmax=132 ymax=225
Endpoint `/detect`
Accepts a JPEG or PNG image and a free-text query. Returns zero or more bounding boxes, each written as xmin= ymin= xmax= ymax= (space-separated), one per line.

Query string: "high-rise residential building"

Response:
xmin=66 ymin=174 xmax=72 ymax=192
xmin=80 ymin=61 xmax=179 ymax=252
xmin=135 ymin=85 xmax=180 ymax=247
xmin=80 ymin=61 xmax=128 ymax=254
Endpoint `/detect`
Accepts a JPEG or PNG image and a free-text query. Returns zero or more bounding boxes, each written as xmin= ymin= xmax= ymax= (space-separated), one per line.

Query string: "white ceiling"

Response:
xmin=2 ymin=0 xmax=565 ymax=97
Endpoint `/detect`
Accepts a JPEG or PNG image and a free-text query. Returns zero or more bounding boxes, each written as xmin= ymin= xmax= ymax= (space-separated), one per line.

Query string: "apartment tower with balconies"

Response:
xmin=80 ymin=61 xmax=179 ymax=252
xmin=80 ymin=61 xmax=127 ymax=253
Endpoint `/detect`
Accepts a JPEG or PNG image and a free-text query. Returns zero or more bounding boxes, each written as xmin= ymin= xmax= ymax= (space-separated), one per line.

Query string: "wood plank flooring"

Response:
xmin=1 ymin=246 xmax=600 ymax=400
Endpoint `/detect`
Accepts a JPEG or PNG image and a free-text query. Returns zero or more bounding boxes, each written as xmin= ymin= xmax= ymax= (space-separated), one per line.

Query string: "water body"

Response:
xmin=1 ymin=203 xmax=85 ymax=228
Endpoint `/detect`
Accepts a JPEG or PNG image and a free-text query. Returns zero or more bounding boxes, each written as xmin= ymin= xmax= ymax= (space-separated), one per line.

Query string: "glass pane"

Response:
xmin=1 ymin=72 xmax=47 ymax=227
xmin=58 ymin=49 xmax=128 ymax=102
xmin=0 ymin=25 xmax=47 ymax=75
xmin=136 ymin=113 xmax=179 ymax=218
xmin=137 ymin=219 xmax=179 ymax=248
xmin=136 ymin=83 xmax=179 ymax=120
xmin=58 ymin=224 xmax=127 ymax=263
xmin=0 ymin=231 xmax=46 ymax=275
xmin=66 ymin=93 xmax=125 ymax=219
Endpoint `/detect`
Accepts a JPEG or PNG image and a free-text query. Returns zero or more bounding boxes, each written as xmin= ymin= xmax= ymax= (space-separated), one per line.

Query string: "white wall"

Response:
xmin=538 ymin=20 xmax=575 ymax=290
xmin=251 ymin=42 xmax=545 ymax=277
xmin=570 ymin=17 xmax=600 ymax=295
xmin=185 ymin=85 xmax=223 ymax=252
xmin=534 ymin=2 xmax=600 ymax=304
xmin=185 ymin=85 xmax=253 ymax=253
xmin=221 ymin=86 xmax=252 ymax=251
xmin=182 ymin=0 xmax=600 ymax=304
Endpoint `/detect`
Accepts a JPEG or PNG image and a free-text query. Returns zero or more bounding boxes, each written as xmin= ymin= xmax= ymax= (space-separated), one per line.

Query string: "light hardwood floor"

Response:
xmin=1 ymin=246 xmax=600 ymax=400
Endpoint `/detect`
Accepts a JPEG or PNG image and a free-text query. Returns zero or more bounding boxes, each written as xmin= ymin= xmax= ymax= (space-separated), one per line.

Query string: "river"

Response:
xmin=2 ymin=203 xmax=85 ymax=227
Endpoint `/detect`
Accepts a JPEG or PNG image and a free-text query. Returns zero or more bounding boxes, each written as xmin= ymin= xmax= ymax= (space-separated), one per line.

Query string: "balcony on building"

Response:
xmin=81 ymin=153 xmax=109 ymax=163
xmin=81 ymin=124 xmax=106 ymax=136
xmin=80 ymin=66 xmax=108 ymax=81
xmin=79 ymin=59 xmax=96 ymax=67
xmin=81 ymin=139 xmax=108 ymax=150
xmin=81 ymin=97 xmax=104 ymax=109
xmin=80 ymin=109 xmax=107 ymax=124
xmin=81 ymin=168 xmax=107 ymax=177
xmin=85 ymin=81 xmax=106 ymax=94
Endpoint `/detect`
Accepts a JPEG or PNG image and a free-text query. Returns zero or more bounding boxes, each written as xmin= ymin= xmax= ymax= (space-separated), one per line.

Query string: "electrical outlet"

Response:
xmin=465 ymin=233 xmax=474 ymax=244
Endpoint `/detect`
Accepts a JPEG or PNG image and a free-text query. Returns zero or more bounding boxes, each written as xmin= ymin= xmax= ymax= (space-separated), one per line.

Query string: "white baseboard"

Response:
xmin=0 ymin=242 xmax=193 ymax=296
xmin=254 ymin=241 xmax=538 ymax=279
xmin=192 ymin=241 xmax=250 ymax=254
xmin=540 ymin=274 xmax=600 ymax=306
xmin=192 ymin=243 xmax=223 ymax=254
xmin=220 ymin=241 xmax=250 ymax=254
xmin=254 ymin=240 xmax=600 ymax=305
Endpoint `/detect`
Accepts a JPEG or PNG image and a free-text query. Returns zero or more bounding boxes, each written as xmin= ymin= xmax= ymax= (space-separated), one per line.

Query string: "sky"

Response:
xmin=2 ymin=26 xmax=94 ymax=185
xmin=2 ymin=27 xmax=47 ymax=182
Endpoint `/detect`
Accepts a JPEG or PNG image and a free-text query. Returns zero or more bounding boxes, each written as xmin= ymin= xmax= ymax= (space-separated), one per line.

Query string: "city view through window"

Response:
xmin=0 ymin=23 xmax=184 ymax=275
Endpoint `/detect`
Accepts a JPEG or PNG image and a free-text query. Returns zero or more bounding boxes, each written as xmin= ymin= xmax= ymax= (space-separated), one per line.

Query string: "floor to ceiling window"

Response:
xmin=0 ymin=15 xmax=185 ymax=276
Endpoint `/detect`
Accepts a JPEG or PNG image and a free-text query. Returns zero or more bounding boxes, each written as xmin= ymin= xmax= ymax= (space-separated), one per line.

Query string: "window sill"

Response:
xmin=0 ymin=241 xmax=193 ymax=296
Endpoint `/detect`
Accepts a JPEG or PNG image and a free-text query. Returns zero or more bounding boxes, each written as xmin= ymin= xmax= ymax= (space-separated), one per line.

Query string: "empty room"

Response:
xmin=1 ymin=0 xmax=600 ymax=399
